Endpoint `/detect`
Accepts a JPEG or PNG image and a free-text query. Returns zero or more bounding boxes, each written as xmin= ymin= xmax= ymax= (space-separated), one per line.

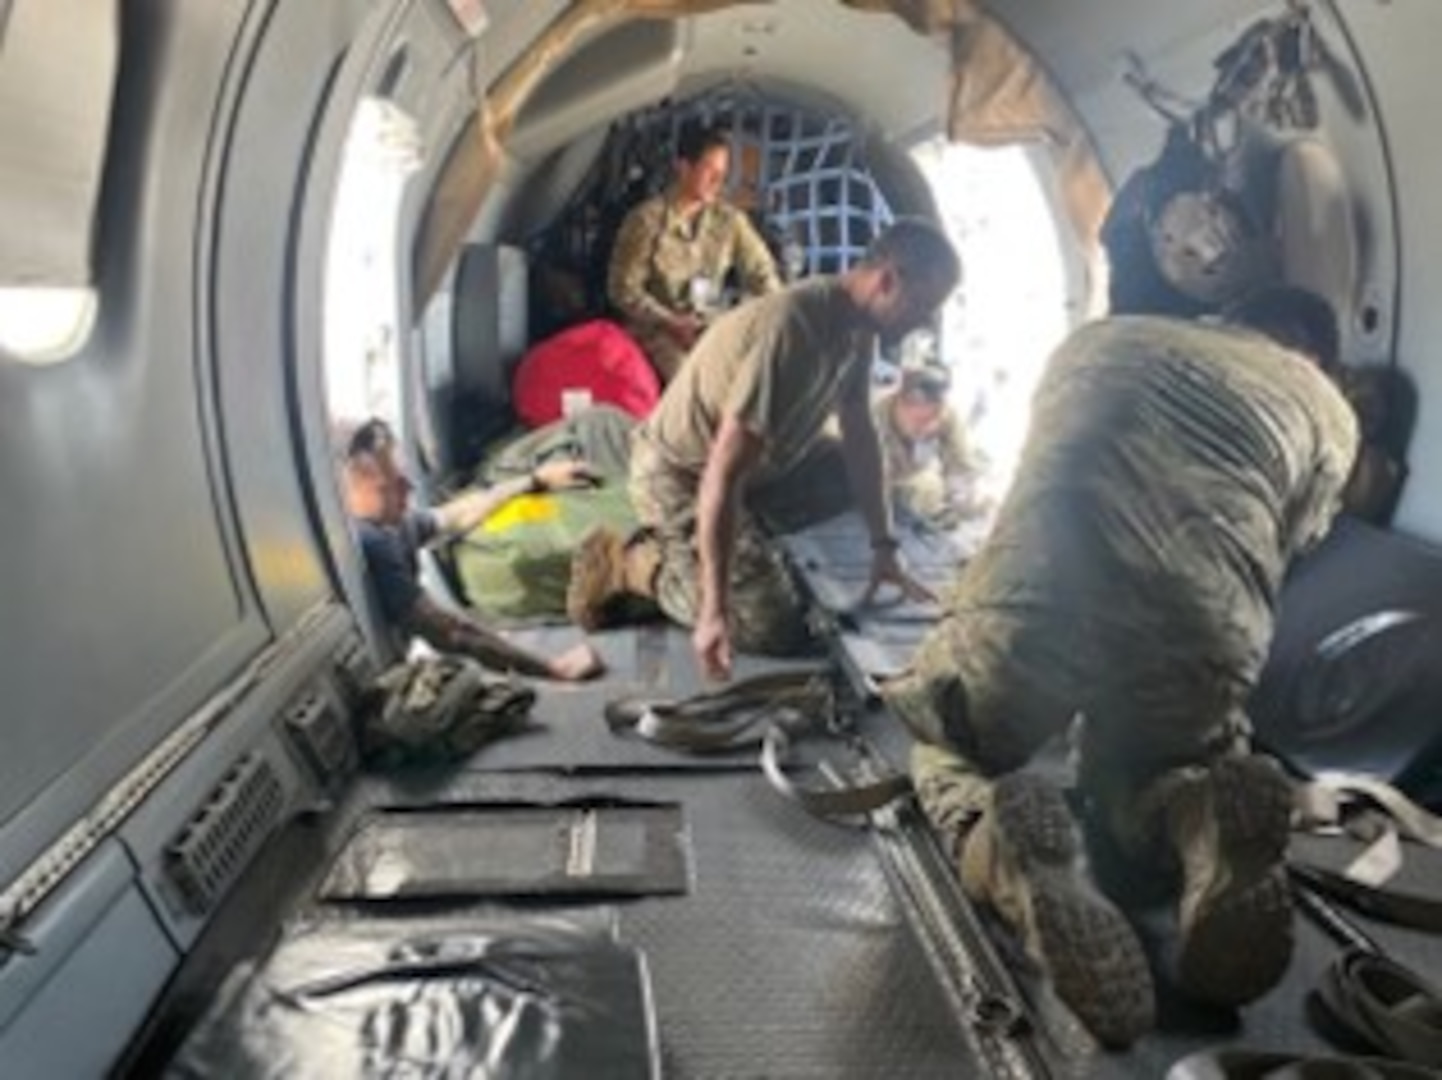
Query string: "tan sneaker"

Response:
xmin=1152 ymin=755 xmax=1295 ymax=1008
xmin=963 ymin=773 xmax=1155 ymax=1048
xmin=566 ymin=527 xmax=629 ymax=631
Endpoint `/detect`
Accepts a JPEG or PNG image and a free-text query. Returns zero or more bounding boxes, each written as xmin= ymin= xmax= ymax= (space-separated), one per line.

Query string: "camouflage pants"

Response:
xmin=626 ymin=321 xmax=690 ymax=384
xmin=909 ymin=741 xmax=991 ymax=860
xmin=628 ymin=434 xmax=850 ymax=655
xmin=891 ymin=628 xmax=1253 ymax=860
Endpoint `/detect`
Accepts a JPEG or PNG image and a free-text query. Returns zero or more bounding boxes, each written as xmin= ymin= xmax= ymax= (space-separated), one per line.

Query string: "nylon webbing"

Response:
xmin=603 ymin=668 xmax=913 ymax=820
xmin=761 ymin=724 xmax=913 ymax=819
xmin=1297 ymin=772 xmax=1442 ymax=849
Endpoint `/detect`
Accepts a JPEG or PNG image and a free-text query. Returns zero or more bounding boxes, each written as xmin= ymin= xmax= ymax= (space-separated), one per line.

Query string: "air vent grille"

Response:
xmin=333 ymin=636 xmax=378 ymax=707
xmin=165 ymin=753 xmax=283 ymax=914
xmin=284 ymin=690 xmax=357 ymax=786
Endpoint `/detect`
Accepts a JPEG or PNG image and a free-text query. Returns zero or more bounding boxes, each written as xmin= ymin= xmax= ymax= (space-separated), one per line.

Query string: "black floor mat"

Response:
xmin=319 ymin=801 xmax=690 ymax=901
xmin=165 ymin=917 xmax=660 ymax=1080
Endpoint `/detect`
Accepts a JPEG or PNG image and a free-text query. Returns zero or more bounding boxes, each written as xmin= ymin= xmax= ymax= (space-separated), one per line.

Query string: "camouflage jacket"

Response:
xmin=607 ymin=190 xmax=781 ymax=329
xmin=871 ymin=388 xmax=979 ymax=513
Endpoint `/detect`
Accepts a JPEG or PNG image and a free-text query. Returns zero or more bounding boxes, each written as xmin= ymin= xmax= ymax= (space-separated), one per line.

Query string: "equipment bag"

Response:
xmin=454 ymin=482 xmax=639 ymax=621
xmin=361 ymin=657 xmax=536 ymax=768
xmin=456 ymin=407 xmax=642 ymax=621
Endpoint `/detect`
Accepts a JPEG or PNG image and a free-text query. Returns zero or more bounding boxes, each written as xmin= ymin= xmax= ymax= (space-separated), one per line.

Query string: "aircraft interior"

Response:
xmin=2 ymin=1 xmax=1442 ymax=1076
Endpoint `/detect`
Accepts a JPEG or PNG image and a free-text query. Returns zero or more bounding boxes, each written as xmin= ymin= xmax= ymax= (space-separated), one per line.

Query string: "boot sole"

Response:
xmin=1175 ymin=756 xmax=1294 ymax=1007
xmin=993 ymin=773 xmax=1156 ymax=1048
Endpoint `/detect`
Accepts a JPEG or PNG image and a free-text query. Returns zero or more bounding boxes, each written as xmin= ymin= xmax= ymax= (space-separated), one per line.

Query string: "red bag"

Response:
xmin=512 ymin=319 xmax=660 ymax=427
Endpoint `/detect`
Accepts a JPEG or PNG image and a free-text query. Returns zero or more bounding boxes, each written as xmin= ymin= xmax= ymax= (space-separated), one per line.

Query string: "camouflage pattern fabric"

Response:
xmin=910 ymin=740 xmax=990 ymax=856
xmin=362 ymin=657 xmax=536 ymax=768
xmin=871 ymin=388 xmax=982 ymax=528
xmin=625 ymin=280 xmax=872 ymax=656
xmin=607 ymin=191 xmax=781 ymax=381
xmin=629 ymin=431 xmax=813 ymax=656
xmin=885 ymin=316 xmax=1358 ymax=844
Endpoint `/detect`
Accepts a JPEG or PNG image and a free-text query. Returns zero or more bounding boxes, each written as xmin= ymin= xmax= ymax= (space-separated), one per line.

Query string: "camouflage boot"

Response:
xmin=566 ymin=527 xmax=661 ymax=631
xmin=1145 ymin=755 xmax=1295 ymax=1008
xmin=962 ymin=773 xmax=1156 ymax=1048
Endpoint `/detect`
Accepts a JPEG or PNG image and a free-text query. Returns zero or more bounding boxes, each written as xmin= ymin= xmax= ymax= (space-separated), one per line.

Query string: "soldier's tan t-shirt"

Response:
xmin=639 ymin=278 xmax=872 ymax=481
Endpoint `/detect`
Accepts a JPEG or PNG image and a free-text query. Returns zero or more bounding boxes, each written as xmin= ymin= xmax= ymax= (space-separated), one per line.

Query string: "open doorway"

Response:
xmin=912 ymin=139 xmax=1074 ymax=500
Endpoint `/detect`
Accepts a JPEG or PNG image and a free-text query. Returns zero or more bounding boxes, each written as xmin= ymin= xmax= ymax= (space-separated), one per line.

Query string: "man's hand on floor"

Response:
xmin=547 ymin=641 xmax=606 ymax=681
xmin=861 ymin=546 xmax=937 ymax=607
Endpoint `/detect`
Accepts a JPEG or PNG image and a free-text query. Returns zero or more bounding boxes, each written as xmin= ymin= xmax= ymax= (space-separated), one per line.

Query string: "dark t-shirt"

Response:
xmin=357 ymin=509 xmax=439 ymax=627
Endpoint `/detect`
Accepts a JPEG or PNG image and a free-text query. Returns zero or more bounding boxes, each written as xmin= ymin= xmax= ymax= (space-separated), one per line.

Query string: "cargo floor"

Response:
xmin=122 ymin=526 xmax=1442 ymax=1078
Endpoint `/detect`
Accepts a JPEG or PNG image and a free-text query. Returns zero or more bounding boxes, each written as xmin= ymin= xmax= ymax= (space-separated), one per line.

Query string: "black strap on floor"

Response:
xmin=1289 ymin=833 xmax=1442 ymax=934
xmin=1292 ymin=868 xmax=1442 ymax=1069
xmin=604 ymin=668 xmax=829 ymax=753
xmin=1312 ymin=951 xmax=1442 ymax=1069
xmin=604 ymin=668 xmax=914 ymax=821
xmin=760 ymin=723 xmax=913 ymax=820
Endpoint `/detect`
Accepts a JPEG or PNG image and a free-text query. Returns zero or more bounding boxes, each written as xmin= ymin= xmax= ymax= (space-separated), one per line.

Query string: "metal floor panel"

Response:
xmin=126 ymin=513 xmax=1442 ymax=1077
xmin=324 ymin=769 xmax=989 ymax=1079
xmin=449 ymin=624 xmax=819 ymax=773
xmin=783 ymin=516 xmax=1442 ymax=1076
xmin=126 ymin=650 xmax=1442 ymax=1078
xmin=327 ymin=767 xmax=1442 ymax=1079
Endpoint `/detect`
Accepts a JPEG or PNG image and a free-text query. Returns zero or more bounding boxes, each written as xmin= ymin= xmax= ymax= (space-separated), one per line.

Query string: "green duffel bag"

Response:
xmin=454 ymin=481 xmax=639 ymax=621
xmin=456 ymin=407 xmax=641 ymax=621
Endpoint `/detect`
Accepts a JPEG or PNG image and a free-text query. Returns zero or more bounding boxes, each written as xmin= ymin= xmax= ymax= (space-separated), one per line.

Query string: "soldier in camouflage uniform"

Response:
xmin=607 ymin=122 xmax=781 ymax=383
xmin=873 ymin=358 xmax=987 ymax=530
xmin=571 ymin=220 xmax=962 ymax=679
xmin=886 ymin=288 xmax=1358 ymax=1047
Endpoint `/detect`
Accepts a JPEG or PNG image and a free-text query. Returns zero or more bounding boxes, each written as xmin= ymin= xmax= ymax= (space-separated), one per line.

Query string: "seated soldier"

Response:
xmin=874 ymin=350 xmax=988 ymax=530
xmin=607 ymin=121 xmax=781 ymax=383
xmin=341 ymin=418 xmax=604 ymax=681
xmin=886 ymin=288 xmax=1358 ymax=1047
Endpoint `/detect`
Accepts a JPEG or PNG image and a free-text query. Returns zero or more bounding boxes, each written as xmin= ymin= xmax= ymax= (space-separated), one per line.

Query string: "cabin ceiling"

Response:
xmin=677 ymin=0 xmax=948 ymax=140
xmin=504 ymin=0 xmax=1294 ymax=178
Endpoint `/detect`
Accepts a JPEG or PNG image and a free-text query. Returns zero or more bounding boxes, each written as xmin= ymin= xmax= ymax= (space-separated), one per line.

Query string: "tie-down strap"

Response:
xmin=604 ymin=668 xmax=832 ymax=753
xmin=1290 ymin=771 xmax=1442 ymax=930
xmin=605 ymin=668 xmax=913 ymax=820
xmin=1313 ymin=949 xmax=1442 ymax=1069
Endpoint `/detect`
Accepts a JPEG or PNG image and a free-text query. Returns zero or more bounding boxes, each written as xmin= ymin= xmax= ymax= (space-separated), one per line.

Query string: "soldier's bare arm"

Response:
xmin=837 ymin=372 xmax=895 ymax=551
xmin=838 ymin=379 xmax=936 ymax=604
xmin=431 ymin=460 xmax=597 ymax=538
xmin=406 ymin=594 xmax=604 ymax=681
xmin=694 ymin=414 xmax=765 ymax=680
